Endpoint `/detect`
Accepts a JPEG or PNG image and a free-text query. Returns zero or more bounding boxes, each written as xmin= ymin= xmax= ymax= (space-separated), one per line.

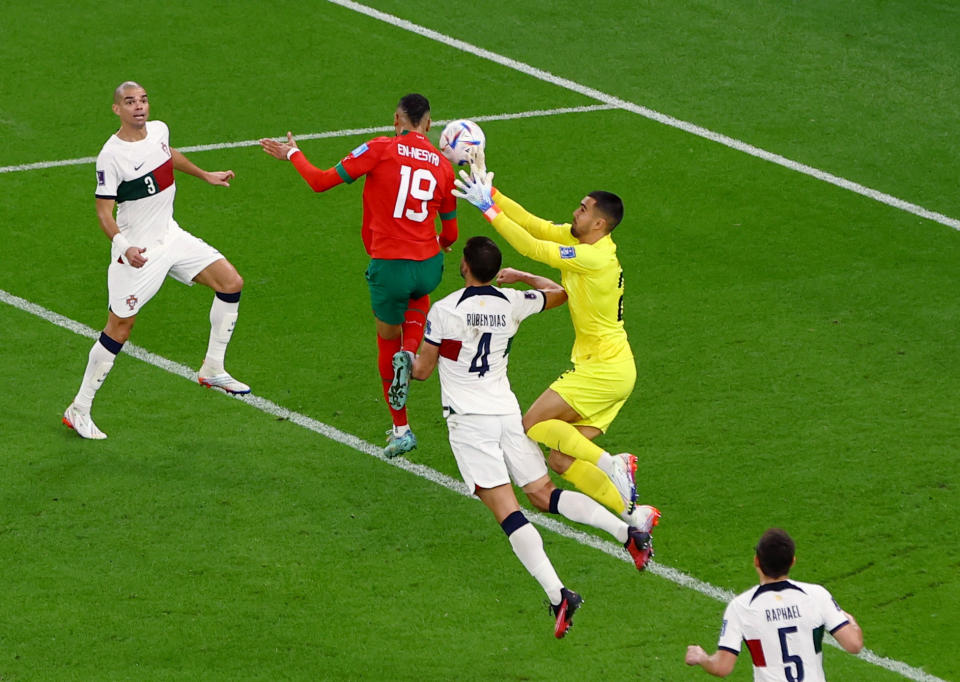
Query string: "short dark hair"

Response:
xmin=588 ymin=190 xmax=624 ymax=231
xmin=463 ymin=236 xmax=502 ymax=283
xmin=114 ymin=81 xmax=144 ymax=104
xmin=397 ymin=93 xmax=431 ymax=127
xmin=756 ymin=528 xmax=795 ymax=578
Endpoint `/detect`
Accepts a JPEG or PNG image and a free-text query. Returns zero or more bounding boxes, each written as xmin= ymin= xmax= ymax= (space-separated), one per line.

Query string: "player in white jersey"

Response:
xmin=63 ymin=81 xmax=250 ymax=440
xmin=685 ymin=528 xmax=864 ymax=680
xmin=411 ymin=236 xmax=656 ymax=639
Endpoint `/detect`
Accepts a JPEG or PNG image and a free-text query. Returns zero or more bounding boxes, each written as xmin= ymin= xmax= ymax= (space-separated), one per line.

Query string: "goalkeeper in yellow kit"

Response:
xmin=453 ymin=161 xmax=660 ymax=541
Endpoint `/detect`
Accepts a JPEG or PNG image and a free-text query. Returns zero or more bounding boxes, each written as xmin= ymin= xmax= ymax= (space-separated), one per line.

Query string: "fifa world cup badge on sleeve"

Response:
xmin=559 ymin=246 xmax=576 ymax=259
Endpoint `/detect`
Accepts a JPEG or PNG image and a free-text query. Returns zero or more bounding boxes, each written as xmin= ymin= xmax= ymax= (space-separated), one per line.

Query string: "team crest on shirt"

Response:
xmin=350 ymin=142 xmax=369 ymax=158
xmin=559 ymin=246 xmax=576 ymax=259
xmin=125 ymin=294 xmax=138 ymax=311
xmin=97 ymin=170 xmax=105 ymax=186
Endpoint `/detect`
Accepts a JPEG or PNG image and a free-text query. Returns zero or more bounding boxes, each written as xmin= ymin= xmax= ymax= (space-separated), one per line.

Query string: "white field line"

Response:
xmin=0 ymin=104 xmax=615 ymax=175
xmin=328 ymin=0 xmax=960 ymax=233
xmin=0 ymin=287 xmax=945 ymax=682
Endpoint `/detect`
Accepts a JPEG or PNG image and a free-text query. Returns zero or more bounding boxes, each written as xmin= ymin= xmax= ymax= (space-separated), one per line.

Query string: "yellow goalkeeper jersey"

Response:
xmin=491 ymin=190 xmax=633 ymax=365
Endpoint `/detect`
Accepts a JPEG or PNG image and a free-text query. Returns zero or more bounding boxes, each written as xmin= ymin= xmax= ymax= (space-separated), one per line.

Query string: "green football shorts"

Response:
xmin=365 ymin=252 xmax=444 ymax=325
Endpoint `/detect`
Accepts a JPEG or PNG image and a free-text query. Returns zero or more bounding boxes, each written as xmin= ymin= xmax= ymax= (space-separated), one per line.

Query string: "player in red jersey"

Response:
xmin=260 ymin=94 xmax=458 ymax=457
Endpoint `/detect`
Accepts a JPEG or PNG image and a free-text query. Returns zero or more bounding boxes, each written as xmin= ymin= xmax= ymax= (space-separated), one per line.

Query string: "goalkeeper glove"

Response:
xmin=453 ymin=169 xmax=496 ymax=213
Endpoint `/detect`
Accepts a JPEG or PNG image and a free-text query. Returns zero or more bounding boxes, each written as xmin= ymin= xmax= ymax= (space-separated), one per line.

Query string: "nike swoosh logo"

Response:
xmin=134 ymin=162 xmax=144 ymax=171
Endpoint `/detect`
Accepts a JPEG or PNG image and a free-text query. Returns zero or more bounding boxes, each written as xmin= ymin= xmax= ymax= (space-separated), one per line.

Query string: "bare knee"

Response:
xmin=522 ymin=476 xmax=556 ymax=512
xmin=196 ymin=259 xmax=243 ymax=293
xmin=104 ymin=314 xmax=136 ymax=344
xmin=221 ymin=270 xmax=243 ymax=294
xmin=526 ymin=490 xmax=552 ymax=512
xmin=223 ymin=270 xmax=243 ymax=294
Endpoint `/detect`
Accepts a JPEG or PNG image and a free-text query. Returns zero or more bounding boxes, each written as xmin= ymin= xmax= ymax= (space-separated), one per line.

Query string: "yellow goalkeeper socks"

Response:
xmin=560 ymin=460 xmax=625 ymax=515
xmin=526 ymin=419 xmax=606 ymax=466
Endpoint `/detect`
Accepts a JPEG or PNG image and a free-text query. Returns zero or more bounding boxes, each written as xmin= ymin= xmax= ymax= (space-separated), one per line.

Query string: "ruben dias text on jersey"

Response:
xmin=397 ymin=143 xmax=440 ymax=166
xmin=466 ymin=313 xmax=508 ymax=327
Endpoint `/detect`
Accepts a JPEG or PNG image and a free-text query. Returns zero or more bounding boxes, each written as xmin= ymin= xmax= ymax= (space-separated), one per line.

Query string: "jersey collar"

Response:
xmin=750 ymin=580 xmax=805 ymax=603
xmin=457 ymin=285 xmax=508 ymax=305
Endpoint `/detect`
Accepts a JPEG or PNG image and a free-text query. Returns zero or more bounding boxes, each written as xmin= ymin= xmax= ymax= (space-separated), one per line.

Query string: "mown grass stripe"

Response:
xmin=327 ymin=0 xmax=960 ymax=233
xmin=0 ymin=286 xmax=944 ymax=682
xmin=0 ymin=105 xmax=615 ymax=174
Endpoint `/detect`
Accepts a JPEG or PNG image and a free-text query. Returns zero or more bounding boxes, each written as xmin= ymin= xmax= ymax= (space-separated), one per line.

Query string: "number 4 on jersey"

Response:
xmin=469 ymin=332 xmax=492 ymax=377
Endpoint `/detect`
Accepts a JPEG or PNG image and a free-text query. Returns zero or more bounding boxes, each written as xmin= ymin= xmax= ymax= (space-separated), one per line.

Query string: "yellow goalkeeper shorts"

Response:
xmin=549 ymin=357 xmax=637 ymax=433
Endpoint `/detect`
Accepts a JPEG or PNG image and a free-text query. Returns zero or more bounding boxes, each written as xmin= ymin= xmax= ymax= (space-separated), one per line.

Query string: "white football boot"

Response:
xmin=62 ymin=403 xmax=107 ymax=440
xmin=198 ymin=372 xmax=251 ymax=395
xmin=623 ymin=504 xmax=661 ymax=534
xmin=608 ymin=453 xmax=638 ymax=515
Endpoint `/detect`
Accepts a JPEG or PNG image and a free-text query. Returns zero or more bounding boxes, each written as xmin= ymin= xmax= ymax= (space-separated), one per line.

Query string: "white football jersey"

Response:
xmin=95 ymin=120 xmax=179 ymax=250
xmin=717 ymin=579 xmax=851 ymax=682
xmin=424 ymin=285 xmax=546 ymax=416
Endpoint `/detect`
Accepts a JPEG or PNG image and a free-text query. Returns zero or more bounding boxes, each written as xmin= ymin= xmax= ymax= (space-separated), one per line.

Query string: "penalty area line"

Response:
xmin=0 ymin=286 xmax=946 ymax=682
xmin=327 ymin=0 xmax=960 ymax=233
xmin=0 ymin=104 xmax=616 ymax=175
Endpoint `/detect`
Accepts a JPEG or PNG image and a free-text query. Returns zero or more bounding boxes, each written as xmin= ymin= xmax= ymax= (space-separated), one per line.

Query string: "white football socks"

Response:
xmin=202 ymin=296 xmax=239 ymax=375
xmin=556 ymin=489 xmax=630 ymax=544
xmin=73 ymin=339 xmax=118 ymax=412
xmin=596 ymin=451 xmax=615 ymax=477
xmin=507 ymin=522 xmax=563 ymax=605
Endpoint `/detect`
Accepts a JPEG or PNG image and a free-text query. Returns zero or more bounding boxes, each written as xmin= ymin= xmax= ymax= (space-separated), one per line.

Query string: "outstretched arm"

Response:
xmin=259 ymin=131 xmax=345 ymax=192
xmin=171 ymin=148 xmax=234 ymax=186
xmin=465 ymin=150 xmax=568 ymax=242
xmin=454 ymin=170 xmax=595 ymax=271
xmin=259 ymin=131 xmax=299 ymax=160
xmin=491 ymin=188 xmax=571 ymax=243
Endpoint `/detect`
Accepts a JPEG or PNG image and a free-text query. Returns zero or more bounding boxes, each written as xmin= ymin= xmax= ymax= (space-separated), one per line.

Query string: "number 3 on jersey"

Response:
xmin=393 ymin=165 xmax=437 ymax=222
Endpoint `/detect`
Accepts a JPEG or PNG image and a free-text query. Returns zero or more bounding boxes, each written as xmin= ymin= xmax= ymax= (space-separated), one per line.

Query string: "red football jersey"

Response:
xmin=337 ymin=131 xmax=458 ymax=260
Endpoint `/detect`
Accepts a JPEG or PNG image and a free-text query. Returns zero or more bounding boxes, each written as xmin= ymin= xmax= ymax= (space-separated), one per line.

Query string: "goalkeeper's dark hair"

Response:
xmin=398 ymin=93 xmax=431 ymax=127
xmin=463 ymin=236 xmax=502 ymax=284
xmin=755 ymin=528 xmax=795 ymax=578
xmin=588 ymin=190 xmax=624 ymax=232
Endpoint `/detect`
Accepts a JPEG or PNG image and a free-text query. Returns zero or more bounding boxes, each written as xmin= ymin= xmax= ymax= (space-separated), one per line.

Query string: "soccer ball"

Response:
xmin=439 ymin=119 xmax=485 ymax=166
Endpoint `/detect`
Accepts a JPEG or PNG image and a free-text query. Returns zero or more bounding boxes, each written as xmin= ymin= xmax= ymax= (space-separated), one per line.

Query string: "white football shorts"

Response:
xmin=107 ymin=224 xmax=223 ymax=318
xmin=446 ymin=412 xmax=548 ymax=493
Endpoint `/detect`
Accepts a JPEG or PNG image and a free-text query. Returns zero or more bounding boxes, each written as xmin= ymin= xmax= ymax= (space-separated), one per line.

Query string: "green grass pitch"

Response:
xmin=1 ymin=1 xmax=957 ymax=680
